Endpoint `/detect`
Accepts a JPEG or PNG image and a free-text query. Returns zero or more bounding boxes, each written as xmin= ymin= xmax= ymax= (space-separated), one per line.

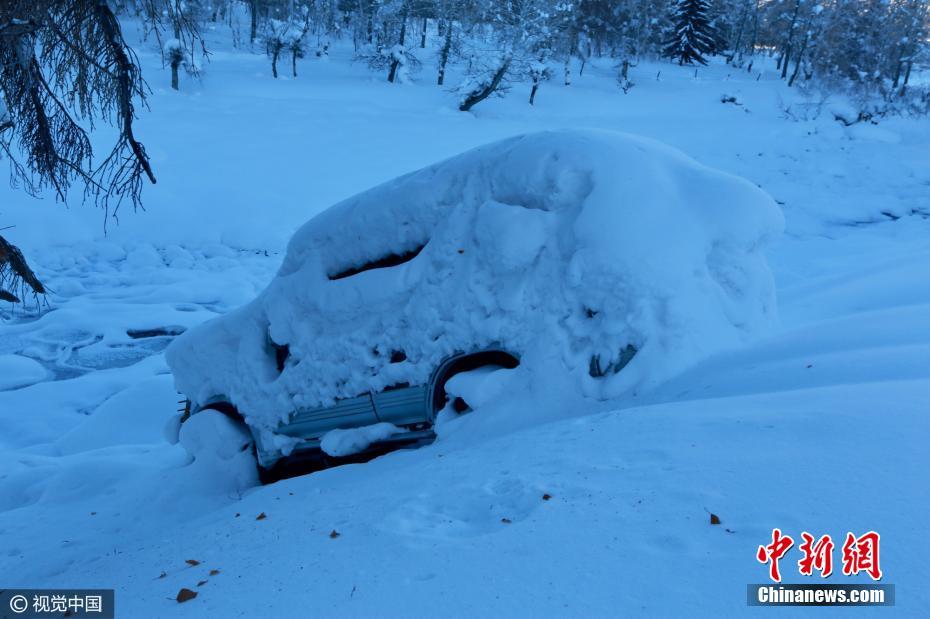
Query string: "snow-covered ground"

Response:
xmin=1 ymin=28 xmax=929 ymax=618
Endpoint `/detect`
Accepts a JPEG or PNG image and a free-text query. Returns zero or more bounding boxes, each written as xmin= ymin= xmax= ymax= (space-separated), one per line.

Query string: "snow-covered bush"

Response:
xmin=361 ymin=42 xmax=421 ymax=83
xmin=164 ymin=38 xmax=185 ymax=90
xmin=387 ymin=43 xmax=417 ymax=83
xmin=143 ymin=0 xmax=209 ymax=92
xmin=168 ymin=130 xmax=783 ymax=448
xmin=455 ymin=0 xmax=550 ymax=111
xmin=264 ymin=15 xmax=311 ymax=78
xmin=528 ymin=59 xmax=552 ymax=105
xmin=356 ymin=0 xmax=421 ymax=83
xmin=617 ymin=59 xmax=635 ymax=94
xmin=456 ymin=50 xmax=514 ymax=111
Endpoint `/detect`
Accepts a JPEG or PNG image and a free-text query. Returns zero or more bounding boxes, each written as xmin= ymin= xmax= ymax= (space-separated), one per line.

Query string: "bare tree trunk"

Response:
xmin=780 ymin=0 xmax=801 ymax=80
xmin=271 ymin=49 xmax=279 ymax=78
xmin=250 ymin=0 xmax=258 ymax=44
xmin=788 ymin=11 xmax=816 ymax=87
xmin=387 ymin=6 xmax=408 ymax=83
xmin=169 ymin=21 xmax=182 ymax=90
xmin=420 ymin=17 xmax=427 ymax=48
xmin=745 ymin=1 xmax=760 ymax=66
xmin=728 ymin=5 xmax=748 ymax=63
xmin=892 ymin=18 xmax=917 ymax=91
xmin=564 ymin=28 xmax=576 ymax=85
xmin=788 ymin=42 xmax=805 ymax=86
xmin=292 ymin=50 xmax=298 ymax=77
xmin=529 ymin=80 xmax=539 ymax=105
xmin=437 ymin=20 xmax=453 ymax=85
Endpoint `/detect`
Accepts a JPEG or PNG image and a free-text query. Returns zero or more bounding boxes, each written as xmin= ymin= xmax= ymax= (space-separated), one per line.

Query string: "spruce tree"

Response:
xmin=0 ymin=0 xmax=156 ymax=211
xmin=664 ymin=0 xmax=716 ymax=65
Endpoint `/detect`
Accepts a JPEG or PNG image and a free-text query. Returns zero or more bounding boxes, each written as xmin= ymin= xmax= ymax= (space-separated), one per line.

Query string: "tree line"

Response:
xmin=0 ymin=0 xmax=926 ymax=242
xmin=144 ymin=0 xmax=928 ymax=107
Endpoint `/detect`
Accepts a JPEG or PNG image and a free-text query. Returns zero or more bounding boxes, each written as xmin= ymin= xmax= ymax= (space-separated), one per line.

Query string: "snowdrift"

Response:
xmin=167 ymin=129 xmax=783 ymax=440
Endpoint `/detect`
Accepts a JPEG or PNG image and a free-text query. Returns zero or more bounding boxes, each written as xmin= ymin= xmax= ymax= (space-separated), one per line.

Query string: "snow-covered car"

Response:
xmin=167 ymin=129 xmax=782 ymax=480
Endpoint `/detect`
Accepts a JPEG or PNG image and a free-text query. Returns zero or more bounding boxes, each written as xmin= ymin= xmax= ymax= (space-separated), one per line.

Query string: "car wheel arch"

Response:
xmin=427 ymin=348 xmax=520 ymax=413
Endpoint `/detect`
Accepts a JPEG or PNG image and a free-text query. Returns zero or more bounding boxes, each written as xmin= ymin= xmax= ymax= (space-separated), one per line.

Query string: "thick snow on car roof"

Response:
xmin=167 ymin=129 xmax=783 ymax=439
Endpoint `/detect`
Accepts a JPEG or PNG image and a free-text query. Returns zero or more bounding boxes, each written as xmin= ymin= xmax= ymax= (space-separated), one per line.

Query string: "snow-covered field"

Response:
xmin=1 ymin=28 xmax=929 ymax=618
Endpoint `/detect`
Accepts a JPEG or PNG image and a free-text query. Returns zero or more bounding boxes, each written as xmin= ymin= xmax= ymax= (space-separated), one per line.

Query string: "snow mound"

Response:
xmin=320 ymin=422 xmax=403 ymax=457
xmin=178 ymin=410 xmax=259 ymax=492
xmin=444 ymin=366 xmax=514 ymax=411
xmin=0 ymin=355 xmax=47 ymax=391
xmin=168 ymin=129 xmax=783 ymax=441
xmin=435 ymin=366 xmax=516 ymax=432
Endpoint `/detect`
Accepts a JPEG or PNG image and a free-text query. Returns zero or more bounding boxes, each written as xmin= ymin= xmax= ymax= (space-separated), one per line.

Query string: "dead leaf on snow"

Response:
xmin=176 ymin=588 xmax=197 ymax=603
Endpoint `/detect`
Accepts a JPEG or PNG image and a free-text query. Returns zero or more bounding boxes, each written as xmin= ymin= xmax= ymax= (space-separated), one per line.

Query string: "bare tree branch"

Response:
xmin=0 ymin=0 xmax=156 ymax=218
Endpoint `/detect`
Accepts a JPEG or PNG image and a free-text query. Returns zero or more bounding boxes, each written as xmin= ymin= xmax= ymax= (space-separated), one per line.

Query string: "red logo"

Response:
xmin=842 ymin=531 xmax=883 ymax=581
xmin=798 ymin=532 xmax=834 ymax=577
xmin=756 ymin=528 xmax=794 ymax=583
xmin=758 ymin=529 xmax=882 ymax=582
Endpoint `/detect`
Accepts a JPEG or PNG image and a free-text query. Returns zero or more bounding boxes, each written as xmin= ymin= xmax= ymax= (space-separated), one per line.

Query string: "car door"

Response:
xmin=372 ymin=384 xmax=430 ymax=427
xmin=277 ymin=394 xmax=379 ymax=440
